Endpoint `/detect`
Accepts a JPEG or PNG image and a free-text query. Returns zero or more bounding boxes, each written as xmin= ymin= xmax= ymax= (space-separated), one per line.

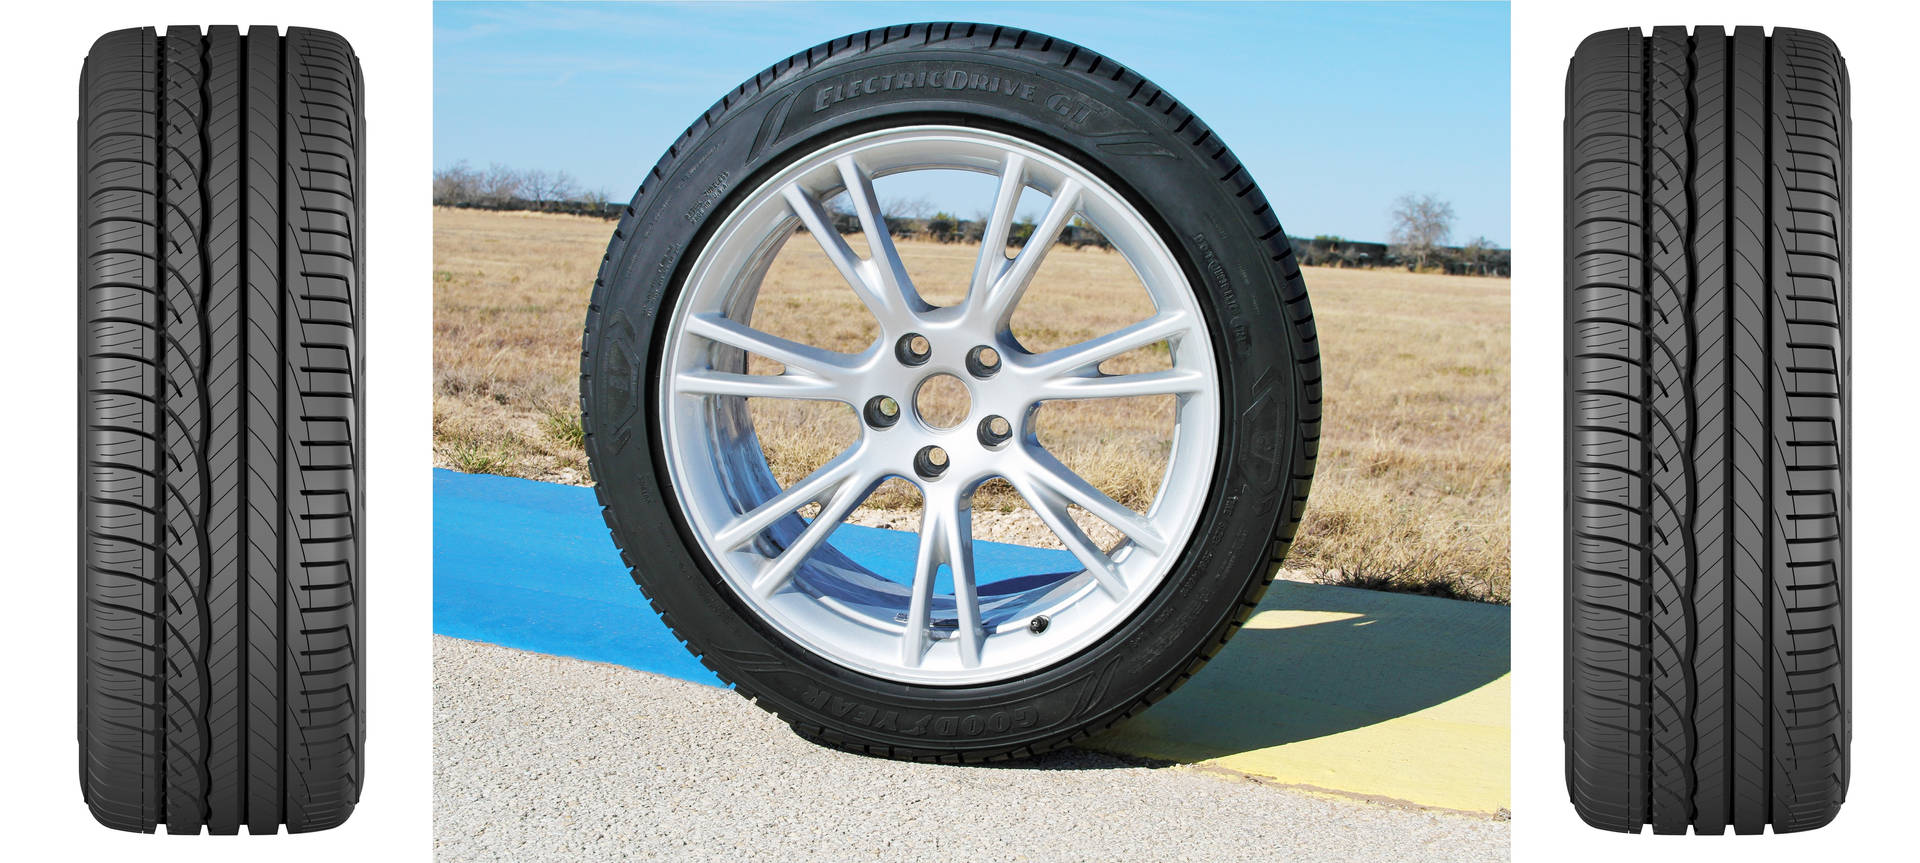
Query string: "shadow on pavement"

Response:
xmin=1092 ymin=579 xmax=1509 ymax=754
xmin=1080 ymin=579 xmax=1511 ymax=813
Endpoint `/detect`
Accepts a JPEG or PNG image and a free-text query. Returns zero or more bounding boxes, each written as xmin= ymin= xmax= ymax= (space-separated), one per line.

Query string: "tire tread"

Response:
xmin=78 ymin=25 xmax=364 ymax=834
xmin=1563 ymin=25 xmax=1848 ymax=834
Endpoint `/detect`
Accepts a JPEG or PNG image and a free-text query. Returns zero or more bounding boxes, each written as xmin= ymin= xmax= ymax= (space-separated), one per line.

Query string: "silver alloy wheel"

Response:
xmin=658 ymin=126 xmax=1220 ymax=685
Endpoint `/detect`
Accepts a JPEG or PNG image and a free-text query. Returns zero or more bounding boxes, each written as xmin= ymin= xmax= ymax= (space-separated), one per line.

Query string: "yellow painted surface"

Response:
xmin=1087 ymin=581 xmax=1510 ymax=814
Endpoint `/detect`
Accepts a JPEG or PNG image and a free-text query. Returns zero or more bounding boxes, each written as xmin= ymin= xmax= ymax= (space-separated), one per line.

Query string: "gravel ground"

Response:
xmin=434 ymin=637 xmax=1508 ymax=862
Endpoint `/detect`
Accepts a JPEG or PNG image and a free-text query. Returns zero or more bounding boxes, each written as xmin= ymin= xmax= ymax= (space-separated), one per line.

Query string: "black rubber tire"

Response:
xmin=1564 ymin=26 xmax=1848 ymax=834
xmin=79 ymin=25 xmax=364 ymax=834
xmin=580 ymin=23 xmax=1319 ymax=762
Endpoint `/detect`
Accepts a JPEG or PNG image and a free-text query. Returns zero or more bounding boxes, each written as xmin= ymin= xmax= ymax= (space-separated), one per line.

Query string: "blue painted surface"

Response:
xmin=432 ymin=469 xmax=1078 ymax=686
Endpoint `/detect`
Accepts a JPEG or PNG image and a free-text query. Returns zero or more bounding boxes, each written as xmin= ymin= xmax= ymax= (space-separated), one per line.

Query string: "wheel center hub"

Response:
xmin=913 ymin=372 xmax=971 ymax=430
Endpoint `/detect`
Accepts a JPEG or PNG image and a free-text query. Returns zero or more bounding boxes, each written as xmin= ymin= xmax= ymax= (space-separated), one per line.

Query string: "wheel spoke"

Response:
xmin=750 ymin=471 xmax=875 ymax=598
xmin=901 ymin=514 xmax=940 ymax=667
xmin=974 ymin=178 xmax=1082 ymax=327
xmin=675 ymin=369 xmax=841 ymax=401
xmin=686 ymin=313 xmax=856 ymax=378
xmin=714 ymin=445 xmax=868 ymax=550
xmin=1018 ymin=445 xmax=1165 ymax=554
xmin=1006 ymin=475 xmax=1127 ymax=598
xmin=1039 ymin=368 xmax=1207 ymax=401
xmin=679 ymin=313 xmax=857 ymax=402
xmin=782 ymin=182 xmax=896 ymax=322
xmin=1028 ymin=312 xmax=1192 ymax=379
xmin=901 ymin=490 xmax=984 ymax=668
xmin=835 ymin=157 xmax=922 ymax=320
xmin=946 ymin=497 xmax=983 ymax=669
xmin=968 ymin=153 xmax=1027 ymax=303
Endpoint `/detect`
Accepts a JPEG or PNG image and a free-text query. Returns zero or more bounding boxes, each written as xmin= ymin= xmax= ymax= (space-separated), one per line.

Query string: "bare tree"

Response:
xmin=1460 ymin=235 xmax=1496 ymax=276
xmin=520 ymin=168 xmax=552 ymax=204
xmin=481 ymin=162 xmax=524 ymax=205
xmin=573 ymin=186 xmax=614 ymax=214
xmin=880 ymin=195 xmax=933 ymax=238
xmin=881 ymin=195 xmax=933 ymax=222
xmin=432 ymin=160 xmax=481 ymax=205
xmin=548 ymin=171 xmax=576 ymax=203
xmin=522 ymin=169 xmax=578 ymax=206
xmin=1388 ymin=193 xmax=1456 ymax=270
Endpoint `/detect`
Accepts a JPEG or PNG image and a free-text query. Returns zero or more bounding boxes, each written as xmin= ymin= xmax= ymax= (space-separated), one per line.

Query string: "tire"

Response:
xmin=1565 ymin=26 xmax=1848 ymax=834
xmin=580 ymin=23 xmax=1318 ymax=761
xmin=79 ymin=25 xmax=364 ymax=834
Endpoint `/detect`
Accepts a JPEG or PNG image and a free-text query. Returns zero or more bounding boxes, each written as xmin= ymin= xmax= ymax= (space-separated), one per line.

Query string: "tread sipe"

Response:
xmin=78 ymin=25 xmax=364 ymax=834
xmin=1565 ymin=26 xmax=1848 ymax=834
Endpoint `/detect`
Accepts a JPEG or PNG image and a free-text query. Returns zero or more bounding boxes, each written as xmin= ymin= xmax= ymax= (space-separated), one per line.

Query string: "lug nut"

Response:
xmin=896 ymin=333 xmax=932 ymax=366
xmin=914 ymin=445 xmax=949 ymax=479
xmin=977 ymin=415 xmax=1012 ymax=448
xmin=966 ymin=345 xmax=1002 ymax=378
xmin=864 ymin=395 xmax=901 ymax=429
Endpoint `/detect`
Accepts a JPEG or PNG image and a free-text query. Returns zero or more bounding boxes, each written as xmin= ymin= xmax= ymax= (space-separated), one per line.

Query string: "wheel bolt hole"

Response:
xmin=896 ymin=333 xmax=932 ymax=366
xmin=864 ymin=395 xmax=901 ymax=429
xmin=914 ymin=445 xmax=949 ymax=479
xmin=977 ymin=415 xmax=1012 ymax=449
xmin=966 ymin=345 xmax=1002 ymax=378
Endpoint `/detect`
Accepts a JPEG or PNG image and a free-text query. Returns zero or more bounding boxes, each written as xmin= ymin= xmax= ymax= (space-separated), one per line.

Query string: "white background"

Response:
xmin=0 ymin=0 xmax=1913 ymax=858
xmin=0 ymin=0 xmax=432 ymax=856
xmin=1512 ymin=0 xmax=1919 ymax=858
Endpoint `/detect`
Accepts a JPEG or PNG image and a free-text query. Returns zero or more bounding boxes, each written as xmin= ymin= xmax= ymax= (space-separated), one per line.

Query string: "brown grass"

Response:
xmin=433 ymin=209 xmax=607 ymax=484
xmin=433 ymin=207 xmax=1510 ymax=601
xmin=1289 ymin=267 xmax=1510 ymax=602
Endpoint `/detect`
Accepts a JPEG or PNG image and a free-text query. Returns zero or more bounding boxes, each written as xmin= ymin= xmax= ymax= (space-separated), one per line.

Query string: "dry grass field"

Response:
xmin=434 ymin=207 xmax=1510 ymax=601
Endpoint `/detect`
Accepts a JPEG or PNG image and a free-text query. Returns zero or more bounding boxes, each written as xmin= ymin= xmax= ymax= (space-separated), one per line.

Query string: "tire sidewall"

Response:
xmin=585 ymin=42 xmax=1305 ymax=754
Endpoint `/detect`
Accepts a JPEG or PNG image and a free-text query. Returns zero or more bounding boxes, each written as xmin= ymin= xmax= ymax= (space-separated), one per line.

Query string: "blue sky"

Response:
xmin=435 ymin=1 xmax=1509 ymax=245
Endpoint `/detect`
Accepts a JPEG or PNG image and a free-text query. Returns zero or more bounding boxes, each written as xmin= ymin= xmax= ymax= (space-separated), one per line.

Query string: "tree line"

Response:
xmin=433 ymin=163 xmax=1505 ymax=275
xmin=841 ymin=198 xmax=1113 ymax=251
xmin=432 ymin=160 xmax=618 ymax=214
